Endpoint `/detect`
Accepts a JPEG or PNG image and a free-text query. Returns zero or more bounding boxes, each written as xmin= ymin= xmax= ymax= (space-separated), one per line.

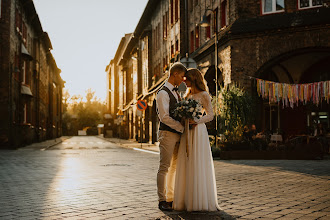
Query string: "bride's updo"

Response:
xmin=185 ymin=68 xmax=207 ymax=92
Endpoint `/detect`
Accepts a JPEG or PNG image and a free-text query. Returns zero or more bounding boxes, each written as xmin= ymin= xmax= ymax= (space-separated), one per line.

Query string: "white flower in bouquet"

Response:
xmin=172 ymin=98 xmax=203 ymax=120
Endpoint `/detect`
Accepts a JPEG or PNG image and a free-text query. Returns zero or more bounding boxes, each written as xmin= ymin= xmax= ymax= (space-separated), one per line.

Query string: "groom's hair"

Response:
xmin=169 ymin=62 xmax=187 ymax=76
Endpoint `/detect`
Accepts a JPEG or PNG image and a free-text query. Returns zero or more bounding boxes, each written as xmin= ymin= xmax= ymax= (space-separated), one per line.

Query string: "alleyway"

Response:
xmin=0 ymin=136 xmax=329 ymax=219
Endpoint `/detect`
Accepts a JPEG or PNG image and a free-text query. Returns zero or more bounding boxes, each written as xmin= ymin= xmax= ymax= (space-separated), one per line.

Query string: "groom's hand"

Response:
xmin=180 ymin=118 xmax=185 ymax=126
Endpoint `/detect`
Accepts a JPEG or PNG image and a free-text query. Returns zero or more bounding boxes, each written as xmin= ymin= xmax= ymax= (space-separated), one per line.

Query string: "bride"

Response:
xmin=173 ymin=68 xmax=220 ymax=211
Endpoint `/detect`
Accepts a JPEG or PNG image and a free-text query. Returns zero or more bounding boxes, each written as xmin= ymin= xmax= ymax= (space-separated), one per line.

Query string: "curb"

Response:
xmin=97 ymin=136 xmax=160 ymax=153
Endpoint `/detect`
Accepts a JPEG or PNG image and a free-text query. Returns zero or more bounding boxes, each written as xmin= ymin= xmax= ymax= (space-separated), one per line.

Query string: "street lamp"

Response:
xmin=199 ymin=5 xmax=219 ymax=149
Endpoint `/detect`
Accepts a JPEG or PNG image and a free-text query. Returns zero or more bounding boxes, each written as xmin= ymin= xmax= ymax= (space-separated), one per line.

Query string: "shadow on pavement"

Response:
xmin=156 ymin=210 xmax=237 ymax=220
xmin=220 ymin=160 xmax=330 ymax=177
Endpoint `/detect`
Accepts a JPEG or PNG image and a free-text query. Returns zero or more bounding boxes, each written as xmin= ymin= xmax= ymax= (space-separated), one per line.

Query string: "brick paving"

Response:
xmin=0 ymin=136 xmax=329 ymax=219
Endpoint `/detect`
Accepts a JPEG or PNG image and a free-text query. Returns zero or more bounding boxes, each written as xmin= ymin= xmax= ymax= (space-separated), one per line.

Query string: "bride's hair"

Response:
xmin=185 ymin=68 xmax=208 ymax=95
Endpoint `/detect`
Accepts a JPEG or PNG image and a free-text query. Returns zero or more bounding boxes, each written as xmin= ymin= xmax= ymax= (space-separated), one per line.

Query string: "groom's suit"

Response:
xmin=156 ymin=81 xmax=184 ymax=203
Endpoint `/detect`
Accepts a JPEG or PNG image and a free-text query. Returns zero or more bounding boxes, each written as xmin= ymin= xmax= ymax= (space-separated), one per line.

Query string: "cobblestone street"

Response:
xmin=0 ymin=136 xmax=329 ymax=219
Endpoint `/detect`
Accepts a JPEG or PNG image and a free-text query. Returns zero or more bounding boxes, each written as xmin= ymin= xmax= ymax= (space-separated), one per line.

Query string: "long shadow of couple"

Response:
xmin=156 ymin=209 xmax=238 ymax=220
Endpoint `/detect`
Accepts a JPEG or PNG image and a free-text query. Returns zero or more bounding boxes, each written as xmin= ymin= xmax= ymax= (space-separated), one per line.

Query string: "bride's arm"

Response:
xmin=194 ymin=92 xmax=214 ymax=124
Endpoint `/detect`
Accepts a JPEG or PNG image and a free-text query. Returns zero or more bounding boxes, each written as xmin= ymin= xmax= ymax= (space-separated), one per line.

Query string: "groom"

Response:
xmin=156 ymin=62 xmax=187 ymax=211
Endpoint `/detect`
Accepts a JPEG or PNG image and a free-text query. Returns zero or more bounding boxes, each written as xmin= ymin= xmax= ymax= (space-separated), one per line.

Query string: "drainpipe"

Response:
xmin=185 ymin=0 xmax=189 ymax=55
xmin=36 ymin=38 xmax=40 ymax=141
xmin=9 ymin=63 xmax=13 ymax=147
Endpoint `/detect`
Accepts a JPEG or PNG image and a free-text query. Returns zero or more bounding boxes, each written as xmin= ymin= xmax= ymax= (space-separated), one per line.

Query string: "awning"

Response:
xmin=21 ymin=85 xmax=33 ymax=96
xmin=21 ymin=44 xmax=33 ymax=60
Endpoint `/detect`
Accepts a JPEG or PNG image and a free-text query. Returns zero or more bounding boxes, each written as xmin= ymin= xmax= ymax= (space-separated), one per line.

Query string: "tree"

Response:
xmin=62 ymin=89 xmax=106 ymax=135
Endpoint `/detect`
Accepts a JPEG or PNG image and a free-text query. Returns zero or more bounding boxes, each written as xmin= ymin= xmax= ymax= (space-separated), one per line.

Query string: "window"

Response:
xmin=190 ymin=31 xmax=194 ymax=53
xmin=15 ymin=8 xmax=22 ymax=33
xmin=213 ymin=8 xmax=218 ymax=33
xmin=23 ymin=104 xmax=27 ymax=123
xmin=221 ymin=1 xmax=227 ymax=27
xmin=170 ymin=0 xmax=174 ymax=25
xmin=22 ymin=60 xmax=26 ymax=84
xmin=163 ymin=12 xmax=168 ymax=39
xmin=206 ymin=14 xmax=211 ymax=39
xmin=22 ymin=22 xmax=27 ymax=44
xmin=262 ymin=0 xmax=285 ymax=14
xmin=175 ymin=0 xmax=179 ymax=22
xmin=195 ymin=26 xmax=200 ymax=49
xmin=171 ymin=44 xmax=174 ymax=58
xmin=23 ymin=103 xmax=30 ymax=124
xmin=175 ymin=40 xmax=179 ymax=53
xmin=299 ymin=0 xmax=323 ymax=9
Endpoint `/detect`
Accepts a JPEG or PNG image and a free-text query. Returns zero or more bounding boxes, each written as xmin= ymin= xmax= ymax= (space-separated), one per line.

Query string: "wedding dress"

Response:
xmin=173 ymin=91 xmax=220 ymax=211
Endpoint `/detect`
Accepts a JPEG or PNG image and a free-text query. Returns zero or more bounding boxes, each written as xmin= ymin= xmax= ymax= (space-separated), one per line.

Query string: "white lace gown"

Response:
xmin=173 ymin=91 xmax=220 ymax=211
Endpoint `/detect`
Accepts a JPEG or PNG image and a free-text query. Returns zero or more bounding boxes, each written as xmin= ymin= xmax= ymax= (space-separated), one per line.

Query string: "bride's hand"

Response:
xmin=189 ymin=119 xmax=196 ymax=125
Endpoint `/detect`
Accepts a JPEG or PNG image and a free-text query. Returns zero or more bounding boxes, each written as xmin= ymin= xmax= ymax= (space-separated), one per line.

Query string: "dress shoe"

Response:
xmin=158 ymin=201 xmax=172 ymax=211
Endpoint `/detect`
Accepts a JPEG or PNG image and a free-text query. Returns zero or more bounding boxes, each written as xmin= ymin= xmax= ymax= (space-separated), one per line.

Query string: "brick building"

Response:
xmin=107 ymin=0 xmax=330 ymax=142
xmin=192 ymin=0 xmax=330 ymax=136
xmin=0 ymin=0 xmax=64 ymax=148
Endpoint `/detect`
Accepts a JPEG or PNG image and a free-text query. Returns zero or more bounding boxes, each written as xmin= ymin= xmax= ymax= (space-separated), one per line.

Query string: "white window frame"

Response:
xmin=262 ymin=0 xmax=285 ymax=15
xmin=298 ymin=0 xmax=323 ymax=9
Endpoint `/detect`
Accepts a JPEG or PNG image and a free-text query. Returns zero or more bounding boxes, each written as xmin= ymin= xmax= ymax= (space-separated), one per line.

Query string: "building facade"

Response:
xmin=107 ymin=0 xmax=330 ymax=143
xmin=0 ymin=0 xmax=64 ymax=148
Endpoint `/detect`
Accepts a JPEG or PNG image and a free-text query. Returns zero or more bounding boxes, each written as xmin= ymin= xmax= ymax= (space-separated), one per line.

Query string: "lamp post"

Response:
xmin=200 ymin=6 xmax=219 ymax=149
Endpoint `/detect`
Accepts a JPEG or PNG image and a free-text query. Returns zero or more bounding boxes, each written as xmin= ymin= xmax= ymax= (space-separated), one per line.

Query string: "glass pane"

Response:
xmin=300 ymin=0 xmax=310 ymax=8
xmin=264 ymin=0 xmax=273 ymax=12
xmin=312 ymin=0 xmax=323 ymax=6
xmin=276 ymin=0 xmax=284 ymax=10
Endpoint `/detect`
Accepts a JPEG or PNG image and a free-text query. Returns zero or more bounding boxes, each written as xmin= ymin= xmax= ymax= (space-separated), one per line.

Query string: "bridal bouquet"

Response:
xmin=172 ymin=98 xmax=202 ymax=158
xmin=172 ymin=98 xmax=203 ymax=120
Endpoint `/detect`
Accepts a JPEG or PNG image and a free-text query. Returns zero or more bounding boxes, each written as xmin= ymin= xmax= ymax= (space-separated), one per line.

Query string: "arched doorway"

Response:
xmin=254 ymin=47 xmax=330 ymax=139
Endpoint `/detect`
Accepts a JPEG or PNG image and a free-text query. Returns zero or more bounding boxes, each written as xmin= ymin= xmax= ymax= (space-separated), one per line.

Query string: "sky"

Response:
xmin=33 ymin=0 xmax=149 ymax=102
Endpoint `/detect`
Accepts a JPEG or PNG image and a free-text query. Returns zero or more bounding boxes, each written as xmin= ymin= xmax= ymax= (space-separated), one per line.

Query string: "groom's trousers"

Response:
xmin=157 ymin=130 xmax=181 ymax=202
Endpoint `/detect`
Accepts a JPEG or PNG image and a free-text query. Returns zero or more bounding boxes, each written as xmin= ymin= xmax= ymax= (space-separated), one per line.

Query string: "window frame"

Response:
xmin=206 ymin=14 xmax=211 ymax=40
xmin=298 ymin=0 xmax=323 ymax=10
xmin=261 ymin=0 xmax=285 ymax=15
xmin=221 ymin=0 xmax=227 ymax=28
xmin=175 ymin=0 xmax=179 ymax=22
xmin=195 ymin=26 xmax=200 ymax=49
xmin=190 ymin=30 xmax=194 ymax=53
xmin=23 ymin=103 xmax=27 ymax=124
xmin=22 ymin=59 xmax=26 ymax=84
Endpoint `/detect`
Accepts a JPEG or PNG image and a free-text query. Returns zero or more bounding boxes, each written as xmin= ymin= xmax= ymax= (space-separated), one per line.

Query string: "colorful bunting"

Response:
xmin=256 ymin=79 xmax=330 ymax=108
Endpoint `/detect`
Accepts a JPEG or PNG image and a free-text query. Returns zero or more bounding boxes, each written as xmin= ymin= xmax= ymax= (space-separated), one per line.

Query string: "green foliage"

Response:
xmin=62 ymin=89 xmax=106 ymax=135
xmin=213 ymin=83 xmax=255 ymax=144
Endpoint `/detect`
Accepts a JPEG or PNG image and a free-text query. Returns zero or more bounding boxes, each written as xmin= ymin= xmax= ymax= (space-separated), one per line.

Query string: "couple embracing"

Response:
xmin=156 ymin=62 xmax=220 ymax=212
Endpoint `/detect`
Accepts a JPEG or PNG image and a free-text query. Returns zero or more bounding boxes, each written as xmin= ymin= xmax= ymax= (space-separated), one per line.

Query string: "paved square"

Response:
xmin=0 ymin=136 xmax=329 ymax=219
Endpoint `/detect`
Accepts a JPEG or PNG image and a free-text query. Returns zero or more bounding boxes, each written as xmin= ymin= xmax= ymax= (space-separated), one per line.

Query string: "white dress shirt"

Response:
xmin=156 ymin=81 xmax=184 ymax=133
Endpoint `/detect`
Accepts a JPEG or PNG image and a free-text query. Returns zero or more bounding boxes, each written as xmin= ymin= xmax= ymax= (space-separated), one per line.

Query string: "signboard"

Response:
xmin=136 ymin=100 xmax=147 ymax=111
xmin=180 ymin=57 xmax=197 ymax=69
xmin=136 ymin=110 xmax=142 ymax=117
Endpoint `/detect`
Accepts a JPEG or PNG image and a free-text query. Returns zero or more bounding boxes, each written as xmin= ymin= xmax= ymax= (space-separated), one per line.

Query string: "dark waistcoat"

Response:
xmin=157 ymin=86 xmax=181 ymax=134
